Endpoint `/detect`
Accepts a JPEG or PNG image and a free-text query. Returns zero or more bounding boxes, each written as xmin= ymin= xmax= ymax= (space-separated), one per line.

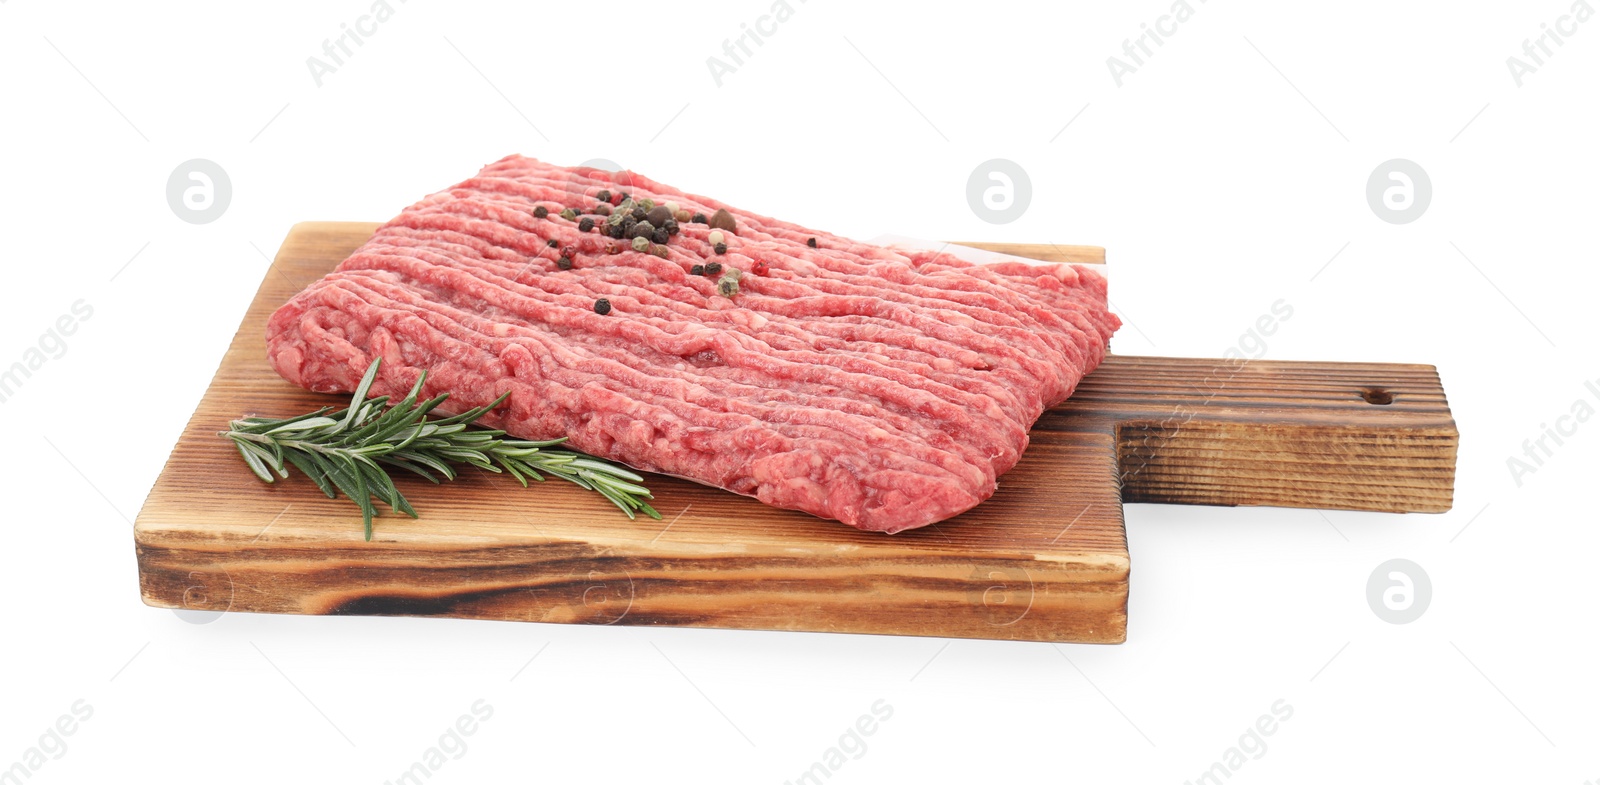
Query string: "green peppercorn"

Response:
xmin=631 ymin=236 xmax=650 ymax=252
xmin=557 ymin=256 xmax=573 ymax=270
xmin=718 ymin=277 xmax=739 ymax=298
xmin=596 ymin=189 xmax=611 ymax=203
xmin=579 ymin=217 xmax=595 ymax=233
xmin=639 ymin=198 xmax=656 ymax=211
xmin=691 ymin=264 xmax=705 ymax=276
xmin=594 ymin=298 xmax=611 ymax=315
xmin=807 ymin=237 xmax=818 ymax=248
xmin=713 ymin=242 xmax=728 ymax=255
xmin=534 ymin=205 xmax=548 ymax=218
xmin=705 ymin=261 xmax=722 ymax=276
xmin=560 ymin=208 xmax=577 ymax=221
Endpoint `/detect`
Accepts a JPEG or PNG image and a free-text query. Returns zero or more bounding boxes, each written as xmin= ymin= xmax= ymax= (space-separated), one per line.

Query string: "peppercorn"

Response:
xmin=718 ymin=277 xmax=739 ymax=298
xmin=607 ymin=242 xmax=621 ymax=254
xmin=708 ymin=230 xmax=725 ymax=246
xmin=709 ymin=208 xmax=737 ymax=233
xmin=534 ymin=205 xmax=548 ymax=218
xmin=673 ymin=209 xmax=691 ymax=224
xmin=639 ymin=198 xmax=656 ymax=211
xmin=595 ymin=203 xmax=613 ymax=216
xmin=692 ymin=213 xmax=707 ymax=224
xmin=663 ymin=218 xmax=679 ymax=235
xmin=547 ymin=239 xmax=559 ymax=248
xmin=705 ymin=261 xmax=723 ymax=276
xmin=557 ymin=256 xmax=572 ymax=270
xmin=651 ymin=244 xmax=670 ymax=259
xmin=691 ymin=264 xmax=705 ymax=276
xmin=620 ymin=192 xmax=631 ymax=203
xmin=594 ymin=298 xmax=611 ymax=315
xmin=608 ymin=223 xmax=626 ymax=239
xmin=752 ymin=259 xmax=769 ymax=276
xmin=649 ymin=227 xmax=666 ymax=244
xmin=562 ymin=244 xmax=577 ymax=258
xmin=596 ymin=189 xmax=611 ymax=203
xmin=807 ymin=237 xmax=818 ymax=248
xmin=631 ymin=207 xmax=647 ymax=222
xmin=647 ymin=205 xmax=672 ymax=226
xmin=621 ymin=216 xmax=637 ymax=232
xmin=629 ymin=221 xmax=654 ymax=240
xmin=713 ymin=242 xmax=728 ymax=255
xmin=579 ymin=217 xmax=595 ymax=233
xmin=560 ymin=208 xmax=577 ymax=221
xmin=631 ymin=236 xmax=650 ymax=252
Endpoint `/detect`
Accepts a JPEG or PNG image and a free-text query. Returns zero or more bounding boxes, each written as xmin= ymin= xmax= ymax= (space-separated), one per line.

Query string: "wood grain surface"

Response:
xmin=132 ymin=222 xmax=1458 ymax=643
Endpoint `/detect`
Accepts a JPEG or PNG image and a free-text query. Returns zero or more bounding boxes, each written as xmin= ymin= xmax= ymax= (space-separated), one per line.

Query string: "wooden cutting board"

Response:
xmin=132 ymin=222 xmax=1459 ymax=643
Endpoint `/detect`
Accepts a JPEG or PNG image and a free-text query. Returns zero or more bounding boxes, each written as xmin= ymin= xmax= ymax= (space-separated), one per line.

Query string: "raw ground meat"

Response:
xmin=266 ymin=155 xmax=1120 ymax=532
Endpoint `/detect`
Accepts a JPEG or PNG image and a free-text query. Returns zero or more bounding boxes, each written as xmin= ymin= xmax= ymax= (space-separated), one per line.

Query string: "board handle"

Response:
xmin=1059 ymin=355 xmax=1458 ymax=514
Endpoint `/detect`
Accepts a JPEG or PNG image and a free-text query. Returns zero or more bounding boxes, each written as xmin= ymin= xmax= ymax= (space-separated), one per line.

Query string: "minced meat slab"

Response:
xmin=266 ymin=155 xmax=1120 ymax=533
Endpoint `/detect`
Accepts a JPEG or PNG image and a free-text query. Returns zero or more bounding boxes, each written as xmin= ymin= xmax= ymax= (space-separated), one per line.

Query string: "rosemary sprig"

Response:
xmin=222 ymin=358 xmax=660 ymax=539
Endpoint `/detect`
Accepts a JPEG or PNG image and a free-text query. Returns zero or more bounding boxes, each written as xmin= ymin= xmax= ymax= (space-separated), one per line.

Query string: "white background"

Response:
xmin=1 ymin=1 xmax=1597 ymax=782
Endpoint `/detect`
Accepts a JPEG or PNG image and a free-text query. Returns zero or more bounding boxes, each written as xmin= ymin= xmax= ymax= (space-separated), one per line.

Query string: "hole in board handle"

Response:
xmin=1361 ymin=387 xmax=1395 ymax=405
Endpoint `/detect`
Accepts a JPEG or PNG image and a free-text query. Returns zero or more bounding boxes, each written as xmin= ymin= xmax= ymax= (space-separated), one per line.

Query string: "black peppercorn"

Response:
xmin=608 ymin=223 xmax=625 ymax=239
xmin=807 ymin=237 xmax=818 ymax=248
xmin=705 ymin=261 xmax=723 ymax=276
xmin=534 ymin=205 xmax=548 ymax=218
xmin=547 ymin=239 xmax=559 ymax=248
xmin=579 ymin=217 xmax=594 ymax=233
xmin=692 ymin=213 xmax=707 ymax=224
xmin=713 ymin=242 xmax=728 ymax=255
xmin=691 ymin=264 xmax=705 ymax=276
xmin=630 ymin=207 xmax=647 ymax=222
xmin=652 ymin=227 xmax=669 ymax=244
xmin=663 ymin=218 xmax=679 ymax=235
xmin=594 ymin=298 xmax=611 ymax=315
xmin=595 ymin=203 xmax=612 ymax=216
xmin=629 ymin=221 xmax=654 ymax=240
xmin=596 ymin=189 xmax=611 ymax=203
xmin=557 ymin=256 xmax=573 ymax=270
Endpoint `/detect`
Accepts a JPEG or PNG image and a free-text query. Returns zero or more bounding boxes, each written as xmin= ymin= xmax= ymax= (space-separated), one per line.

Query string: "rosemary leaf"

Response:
xmin=221 ymin=358 xmax=660 ymax=539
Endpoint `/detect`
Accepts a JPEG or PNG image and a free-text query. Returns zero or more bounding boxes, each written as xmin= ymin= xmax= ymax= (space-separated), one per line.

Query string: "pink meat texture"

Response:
xmin=266 ymin=155 xmax=1120 ymax=533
